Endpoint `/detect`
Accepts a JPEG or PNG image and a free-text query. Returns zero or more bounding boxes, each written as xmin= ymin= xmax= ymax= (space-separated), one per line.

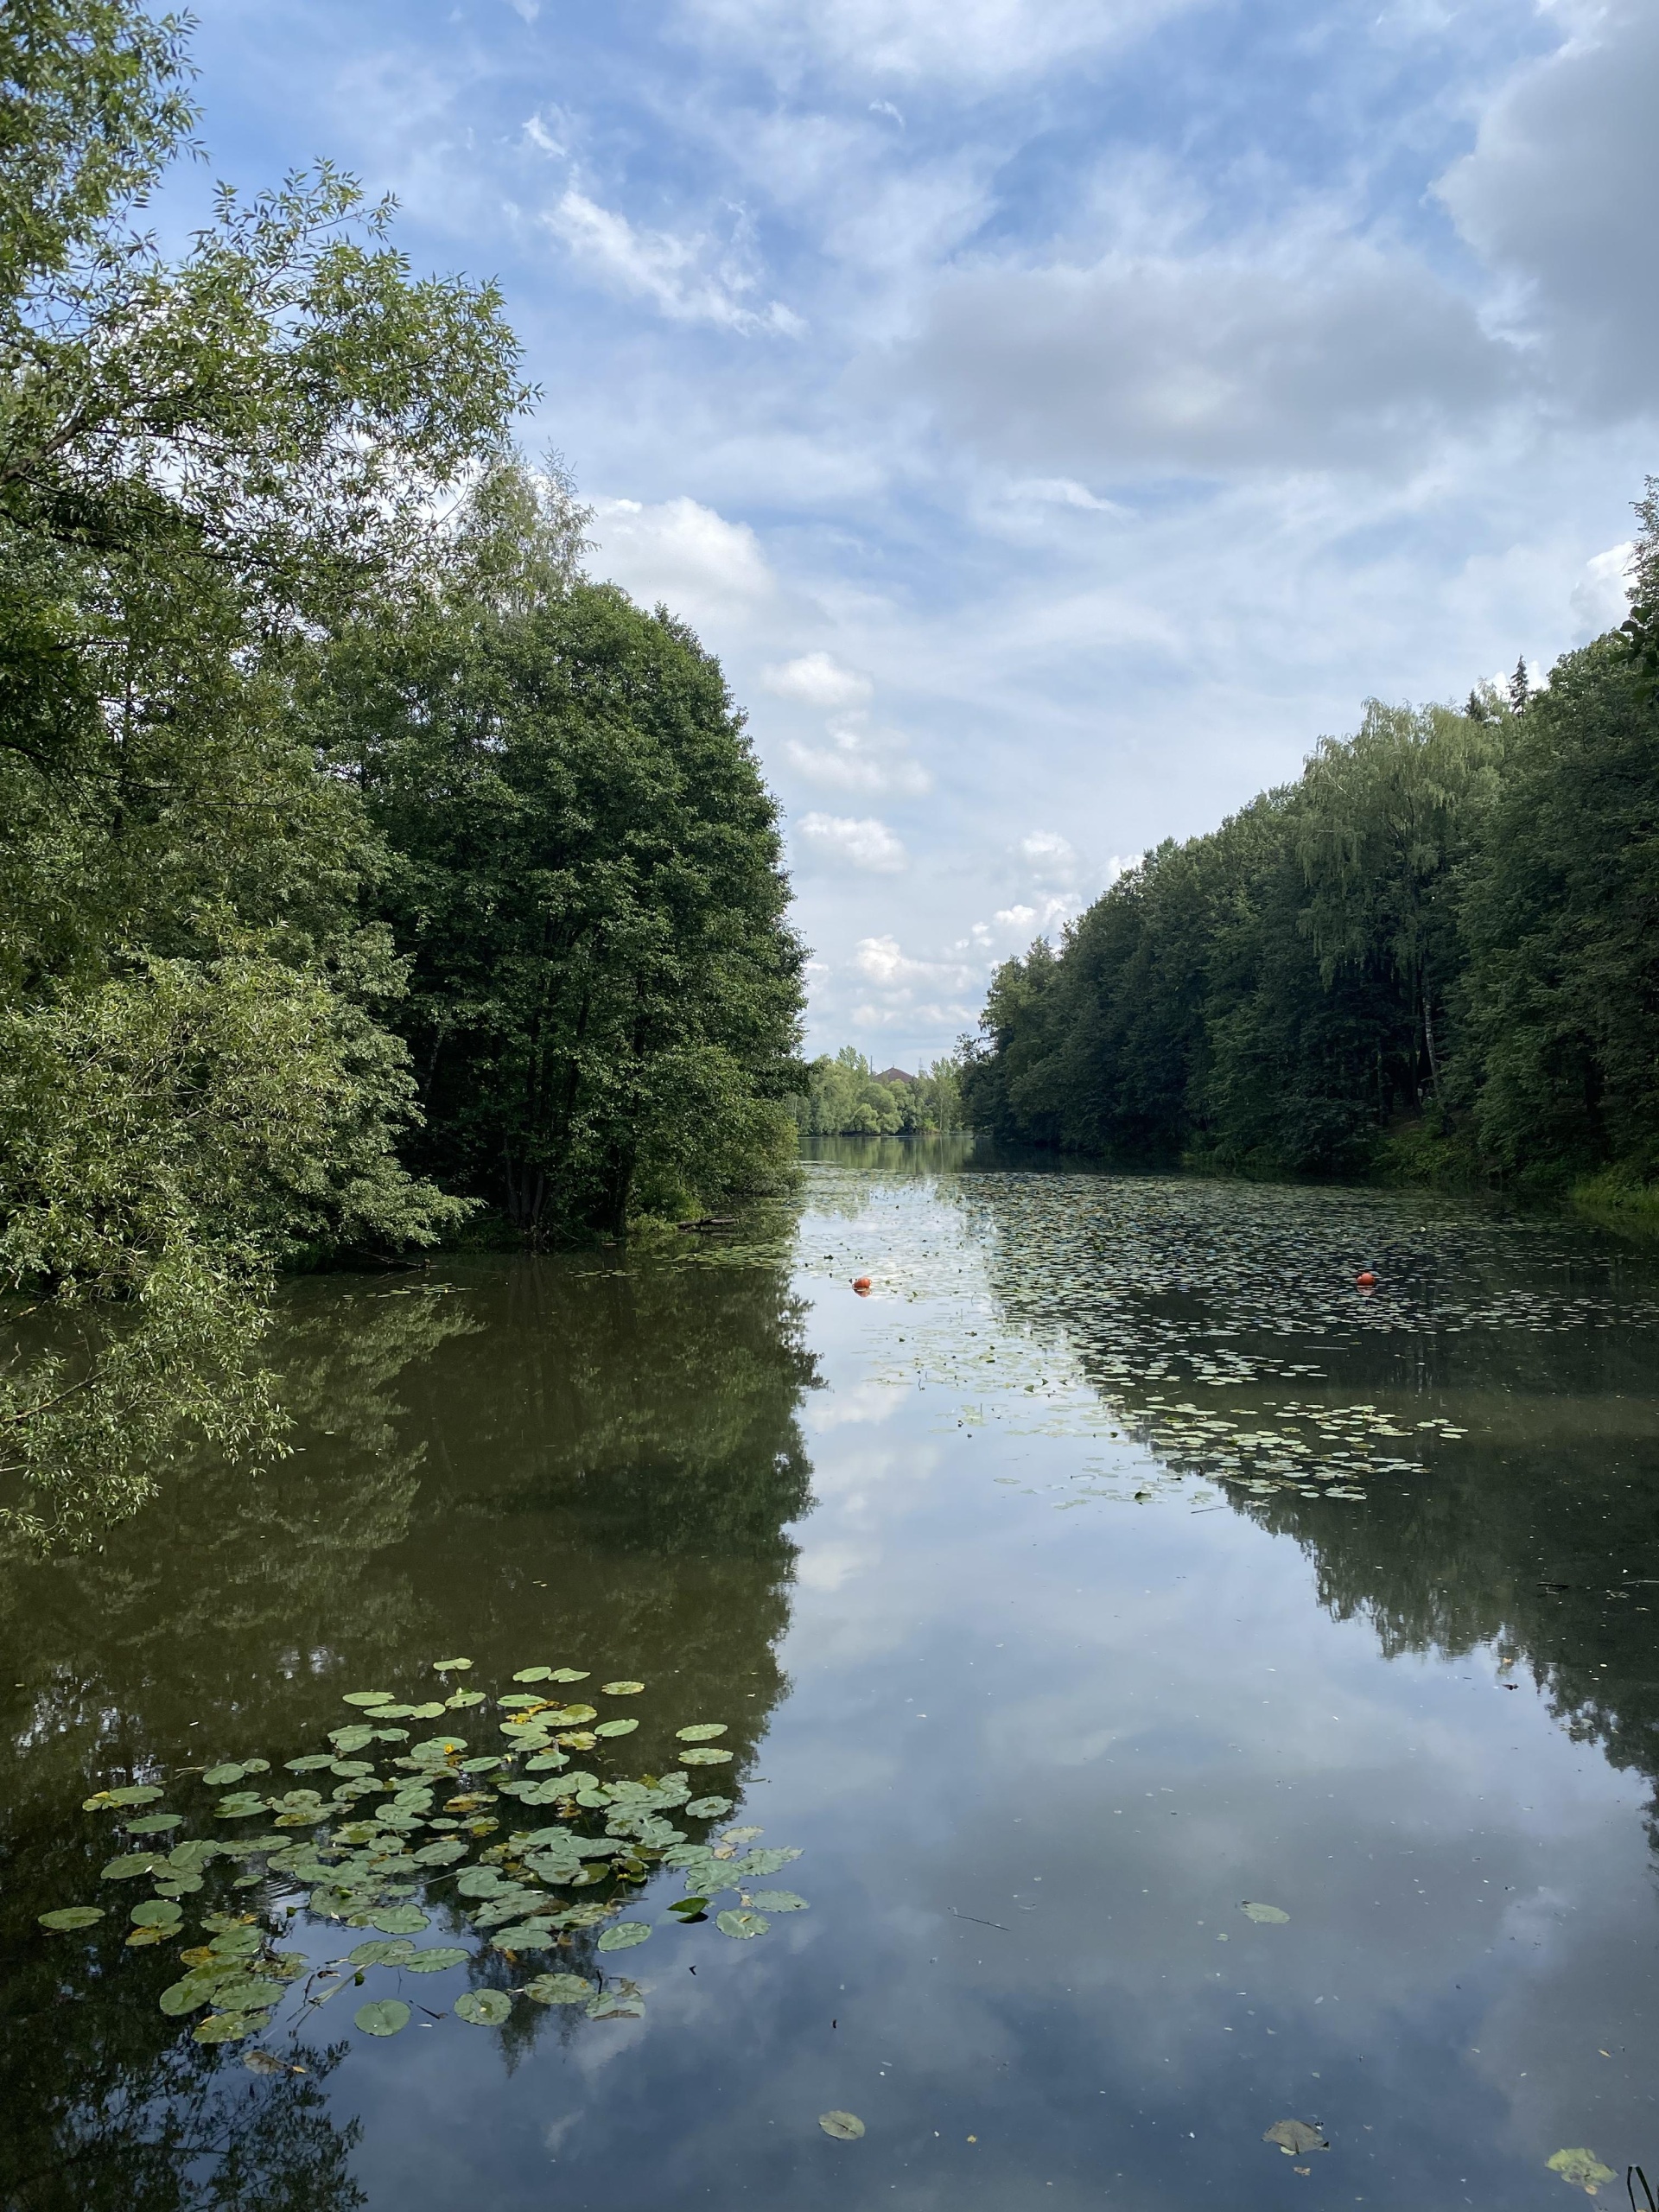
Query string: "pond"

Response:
xmin=4 ymin=1139 xmax=1659 ymax=2211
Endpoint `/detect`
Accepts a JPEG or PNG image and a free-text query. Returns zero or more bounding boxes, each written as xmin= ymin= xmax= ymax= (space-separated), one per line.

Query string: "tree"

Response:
xmin=323 ymin=465 xmax=805 ymax=1240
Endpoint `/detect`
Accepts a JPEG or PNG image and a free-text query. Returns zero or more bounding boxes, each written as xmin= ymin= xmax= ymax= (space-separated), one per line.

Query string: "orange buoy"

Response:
xmin=852 ymin=1275 xmax=873 ymax=1295
xmin=1356 ymin=1270 xmax=1377 ymax=1289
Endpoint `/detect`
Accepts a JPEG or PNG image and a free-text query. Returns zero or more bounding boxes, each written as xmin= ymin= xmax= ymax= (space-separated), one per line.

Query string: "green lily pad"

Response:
xmin=39 ymin=1906 xmax=104 ymax=1930
xmin=454 ymin=1989 xmax=512 ymax=2025
xmin=1548 ymin=2150 xmax=1616 ymax=2193
xmin=124 ymin=1813 xmax=182 ymax=1834
xmin=432 ymin=1658 xmax=474 ymax=1674
xmin=597 ymin=1921 xmax=652 ymax=1952
xmin=750 ymin=1891 xmax=808 ymax=1912
xmin=524 ymin=1973 xmax=594 ymax=2005
xmin=491 ymin=1923 xmax=557 ymax=1951
xmin=84 ymin=1783 xmax=164 ymax=1809
xmin=102 ymin=1853 xmax=162 ymax=1879
xmin=1264 ymin=2120 xmax=1328 ymax=2155
xmin=819 ymin=2111 xmax=866 ymax=2140
xmin=716 ymin=1910 xmax=768 ymax=1940
xmin=585 ymin=1980 xmax=645 ymax=2019
xmin=1240 ymin=1902 xmax=1289 ymax=1924
xmin=328 ymin=1726 xmax=377 ymax=1753
xmin=679 ymin=1747 xmax=733 ymax=1765
xmin=594 ymin=1719 xmax=639 ymax=1738
xmin=685 ymin=1796 xmax=733 ymax=1819
xmin=675 ymin=1724 xmax=728 ymax=1742
xmin=194 ymin=2011 xmax=270 ymax=2044
xmin=601 ymin=1681 xmax=645 ymax=1695
xmin=366 ymin=1904 xmax=429 ymax=1935
xmin=410 ymin=1839 xmax=468 ymax=1866
xmin=404 ymin=1947 xmax=470 ymax=1973
xmin=349 ymin=1938 xmax=417 ymax=1967
xmin=130 ymin=1899 xmax=184 ymax=1927
xmin=354 ymin=1998 xmax=411 ymax=2037
xmin=200 ymin=1764 xmax=248 ymax=1787
xmin=549 ymin=1669 xmax=590 ymax=1683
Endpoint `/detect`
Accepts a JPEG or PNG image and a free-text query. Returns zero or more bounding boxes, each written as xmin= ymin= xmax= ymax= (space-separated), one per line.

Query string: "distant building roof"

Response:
xmin=876 ymin=1066 xmax=918 ymax=1085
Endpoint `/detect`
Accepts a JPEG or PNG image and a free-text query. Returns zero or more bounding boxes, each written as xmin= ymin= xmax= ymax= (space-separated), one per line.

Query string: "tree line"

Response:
xmin=0 ymin=1 xmax=802 ymax=1535
xmin=963 ymin=503 xmax=1659 ymax=1217
xmin=792 ymin=1047 xmax=966 ymax=1136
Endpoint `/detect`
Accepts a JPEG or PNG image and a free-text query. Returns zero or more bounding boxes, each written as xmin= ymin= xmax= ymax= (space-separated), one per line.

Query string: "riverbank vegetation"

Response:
xmin=791 ymin=1049 xmax=965 ymax=1136
xmin=0 ymin=1 xmax=801 ymax=1534
xmin=964 ymin=512 xmax=1659 ymax=1220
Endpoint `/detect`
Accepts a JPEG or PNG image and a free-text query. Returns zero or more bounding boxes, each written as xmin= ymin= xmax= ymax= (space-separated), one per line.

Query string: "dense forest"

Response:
xmin=0 ymin=0 xmax=802 ymax=1535
xmin=964 ymin=519 xmax=1659 ymax=1217
xmin=791 ymin=1047 xmax=965 ymax=1135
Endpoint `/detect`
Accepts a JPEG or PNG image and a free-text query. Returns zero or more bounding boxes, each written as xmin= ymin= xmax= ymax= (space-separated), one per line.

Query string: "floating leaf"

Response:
xmin=130 ymin=1899 xmax=183 ymax=1927
xmin=355 ymin=1998 xmax=411 ymax=2037
xmin=200 ymin=1765 xmax=247 ymax=1787
xmin=194 ymin=2011 xmax=270 ymax=2044
xmin=676 ymin=1725 xmax=728 ymax=1742
xmin=540 ymin=1704 xmax=597 ymax=1726
xmin=39 ymin=1906 xmax=104 ymax=1931
xmin=680 ymin=1748 xmax=733 ymax=1766
xmin=819 ymin=2112 xmax=866 ymax=2141
xmin=102 ymin=1853 xmax=162 ymax=1879
xmin=750 ymin=1891 xmax=808 ymax=1912
xmin=490 ymin=1923 xmax=557 ymax=1952
xmin=368 ymin=1904 xmax=429 ymax=1935
xmin=601 ymin=1681 xmax=645 ymax=1696
xmin=241 ymin=2049 xmax=287 ymax=2075
xmin=328 ymin=1726 xmax=377 ymax=1754
xmin=597 ymin=1921 xmax=652 ymax=1952
xmin=594 ymin=1719 xmax=639 ymax=1738
xmin=586 ymin=1980 xmax=645 ymax=2020
xmin=1264 ymin=2120 xmax=1328 ymax=2156
xmin=404 ymin=1948 xmax=470 ymax=1973
xmin=349 ymin=1938 xmax=417 ymax=1967
xmin=1240 ymin=1902 xmax=1290 ymax=1924
xmin=410 ymin=1839 xmax=467 ymax=1866
xmin=1548 ymin=2151 xmax=1617 ymax=2195
xmin=716 ymin=1910 xmax=769 ymax=1940
xmin=685 ymin=1796 xmax=733 ymax=1819
xmin=124 ymin=1813 xmax=182 ymax=1834
xmin=454 ymin=1989 xmax=512 ymax=2025
xmin=524 ymin=1973 xmax=594 ymax=2005
xmin=513 ymin=1666 xmax=554 ymax=1683
xmin=444 ymin=1690 xmax=486 ymax=1709
xmin=549 ymin=1669 xmax=590 ymax=1683
xmin=342 ymin=1692 xmax=393 ymax=1707
xmin=432 ymin=1658 xmax=474 ymax=1674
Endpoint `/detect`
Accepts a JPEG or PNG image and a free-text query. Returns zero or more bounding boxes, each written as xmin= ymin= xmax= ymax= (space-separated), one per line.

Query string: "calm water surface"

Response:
xmin=5 ymin=1141 xmax=1659 ymax=2210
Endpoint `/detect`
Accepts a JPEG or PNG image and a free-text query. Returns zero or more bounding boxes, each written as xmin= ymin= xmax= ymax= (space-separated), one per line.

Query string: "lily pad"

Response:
xmin=680 ymin=1748 xmax=733 ymax=1765
xmin=130 ymin=1899 xmax=184 ymax=1927
xmin=549 ymin=1669 xmax=590 ymax=1683
xmin=342 ymin=1691 xmax=394 ymax=1707
xmin=39 ymin=1906 xmax=104 ymax=1930
xmin=524 ymin=1973 xmax=594 ymax=2005
xmin=349 ymin=1938 xmax=417 ymax=1967
xmin=685 ymin=1796 xmax=733 ymax=1819
xmin=750 ymin=1891 xmax=808 ymax=1912
xmin=819 ymin=2111 xmax=866 ymax=2141
xmin=594 ymin=1719 xmax=639 ymax=1738
xmin=200 ymin=1764 xmax=248 ymax=1787
xmin=716 ymin=1910 xmax=769 ymax=1940
xmin=124 ymin=1813 xmax=183 ymax=1834
xmin=368 ymin=1904 xmax=429 ymax=1934
xmin=676 ymin=1724 xmax=728 ymax=1742
xmin=1240 ymin=1902 xmax=1290 ymax=1924
xmin=601 ymin=1681 xmax=645 ymax=1695
xmin=241 ymin=2049 xmax=287 ymax=2075
xmin=512 ymin=1667 xmax=554 ymax=1682
xmin=354 ymin=1998 xmax=411 ymax=2037
xmin=102 ymin=1853 xmax=162 ymax=1879
xmin=404 ymin=1947 xmax=470 ymax=1973
xmin=1264 ymin=2120 xmax=1328 ymax=2156
xmin=597 ymin=1921 xmax=652 ymax=1952
xmin=432 ymin=1658 xmax=474 ymax=1674
xmin=194 ymin=2011 xmax=270 ymax=2044
xmin=85 ymin=1783 xmax=164 ymax=1809
xmin=585 ymin=1980 xmax=645 ymax=2019
xmin=454 ymin=1989 xmax=512 ymax=2025
xmin=1548 ymin=2151 xmax=1617 ymax=2194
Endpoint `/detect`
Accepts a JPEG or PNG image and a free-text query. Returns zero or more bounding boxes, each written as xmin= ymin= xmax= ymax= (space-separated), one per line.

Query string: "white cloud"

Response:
xmin=1436 ymin=0 xmax=1659 ymax=413
xmin=762 ymin=651 xmax=874 ymax=708
xmin=589 ymin=496 xmax=775 ymax=626
xmin=1018 ymin=830 xmax=1081 ymax=880
xmin=786 ymin=713 xmax=932 ymax=796
xmin=797 ymin=813 xmax=909 ymax=872
xmin=899 ymin=243 xmax=1513 ymax=474
xmin=1568 ymin=541 xmax=1635 ymax=642
xmin=543 ymin=188 xmax=804 ymax=336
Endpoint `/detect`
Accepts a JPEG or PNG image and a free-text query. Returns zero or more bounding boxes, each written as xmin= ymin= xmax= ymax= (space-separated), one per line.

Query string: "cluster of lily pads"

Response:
xmin=42 ymin=1659 xmax=806 ymax=2050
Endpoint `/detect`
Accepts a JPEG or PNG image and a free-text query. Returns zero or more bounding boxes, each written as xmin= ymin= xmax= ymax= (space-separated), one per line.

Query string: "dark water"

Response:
xmin=5 ymin=1141 xmax=1659 ymax=2211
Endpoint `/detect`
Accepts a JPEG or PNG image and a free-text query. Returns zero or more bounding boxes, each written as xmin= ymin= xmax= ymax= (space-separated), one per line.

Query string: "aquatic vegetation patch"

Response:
xmin=41 ymin=1661 xmax=802 ymax=2057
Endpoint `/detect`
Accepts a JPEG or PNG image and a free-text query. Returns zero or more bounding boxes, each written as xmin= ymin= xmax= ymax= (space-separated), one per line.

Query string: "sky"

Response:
xmin=169 ymin=0 xmax=1656 ymax=1063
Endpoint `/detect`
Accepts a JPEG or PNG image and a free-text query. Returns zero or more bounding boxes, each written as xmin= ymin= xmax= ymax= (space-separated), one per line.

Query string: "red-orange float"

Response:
xmin=852 ymin=1275 xmax=873 ymax=1295
xmin=1356 ymin=1270 xmax=1377 ymax=1288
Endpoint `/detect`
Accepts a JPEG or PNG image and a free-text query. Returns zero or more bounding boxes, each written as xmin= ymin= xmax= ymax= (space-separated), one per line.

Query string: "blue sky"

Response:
xmin=173 ymin=0 xmax=1655 ymax=1061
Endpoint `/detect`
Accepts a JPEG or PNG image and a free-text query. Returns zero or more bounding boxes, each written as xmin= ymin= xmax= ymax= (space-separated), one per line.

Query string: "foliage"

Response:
xmin=321 ymin=466 xmax=805 ymax=1241
xmin=964 ymin=606 xmax=1657 ymax=1197
xmin=791 ymin=1046 xmax=965 ymax=1136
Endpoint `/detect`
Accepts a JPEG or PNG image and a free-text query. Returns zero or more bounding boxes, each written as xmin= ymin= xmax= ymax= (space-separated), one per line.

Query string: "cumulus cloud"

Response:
xmin=1568 ymin=541 xmax=1635 ymax=642
xmin=762 ymin=652 xmax=874 ymax=708
xmin=1018 ymin=830 xmax=1082 ymax=880
xmin=543 ymin=189 xmax=804 ymax=336
xmin=1436 ymin=0 xmax=1659 ymax=413
xmin=899 ymin=245 xmax=1513 ymax=474
xmin=679 ymin=0 xmax=1201 ymax=86
xmin=589 ymin=496 xmax=774 ymax=626
xmin=786 ymin=714 xmax=932 ymax=797
xmin=797 ymin=813 xmax=909 ymax=872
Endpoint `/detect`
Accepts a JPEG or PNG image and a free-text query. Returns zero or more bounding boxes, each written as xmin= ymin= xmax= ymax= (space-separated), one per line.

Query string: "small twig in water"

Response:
xmin=950 ymin=1907 xmax=1010 ymax=1932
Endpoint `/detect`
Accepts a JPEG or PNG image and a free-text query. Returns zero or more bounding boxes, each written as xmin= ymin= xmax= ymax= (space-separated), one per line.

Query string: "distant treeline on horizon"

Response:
xmin=792 ymin=1049 xmax=967 ymax=1136
xmin=962 ymin=489 xmax=1659 ymax=1217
